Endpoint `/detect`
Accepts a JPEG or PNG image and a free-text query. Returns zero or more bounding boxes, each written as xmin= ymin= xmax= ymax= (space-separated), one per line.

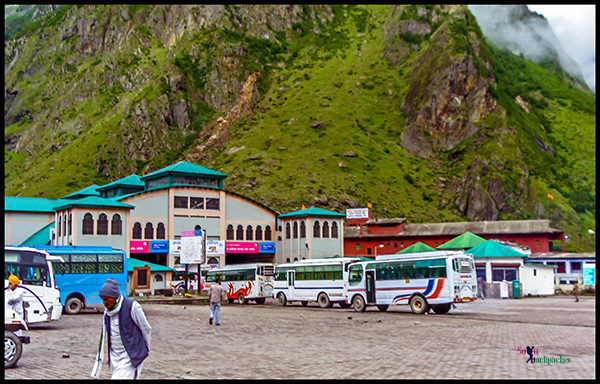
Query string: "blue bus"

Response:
xmin=30 ymin=246 xmax=127 ymax=314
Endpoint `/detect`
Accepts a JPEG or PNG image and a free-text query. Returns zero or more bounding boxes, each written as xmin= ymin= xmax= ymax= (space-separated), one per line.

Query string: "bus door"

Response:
xmin=286 ymin=270 xmax=296 ymax=299
xmin=366 ymin=270 xmax=376 ymax=304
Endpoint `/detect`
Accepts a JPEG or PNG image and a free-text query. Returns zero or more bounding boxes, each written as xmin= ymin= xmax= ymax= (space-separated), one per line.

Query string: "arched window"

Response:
xmin=300 ymin=221 xmax=306 ymax=238
xmin=82 ymin=213 xmax=94 ymax=235
xmin=322 ymin=221 xmax=329 ymax=238
xmin=144 ymin=222 xmax=154 ymax=239
xmin=236 ymin=225 xmax=244 ymax=240
xmin=63 ymin=213 xmax=67 ymax=237
xmin=332 ymin=222 xmax=339 ymax=238
xmin=227 ymin=225 xmax=234 ymax=240
xmin=313 ymin=221 xmax=321 ymax=238
xmin=285 ymin=223 xmax=291 ymax=239
xmin=293 ymin=222 xmax=298 ymax=238
xmin=153 ymin=274 xmax=164 ymax=282
xmin=286 ymin=258 xmax=291 ymax=263
xmin=111 ymin=214 xmax=122 ymax=235
xmin=156 ymin=223 xmax=166 ymax=239
xmin=256 ymin=226 xmax=263 ymax=241
xmin=265 ymin=226 xmax=272 ymax=241
xmin=97 ymin=214 xmax=109 ymax=235
xmin=68 ymin=213 xmax=72 ymax=236
xmin=132 ymin=222 xmax=142 ymax=239
xmin=58 ymin=215 xmax=62 ymax=237
xmin=195 ymin=225 xmax=202 ymax=231
xmin=246 ymin=225 xmax=254 ymax=241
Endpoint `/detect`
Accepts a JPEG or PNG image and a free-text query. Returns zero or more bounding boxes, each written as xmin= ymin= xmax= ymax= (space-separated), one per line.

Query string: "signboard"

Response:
xmin=346 ymin=208 xmax=369 ymax=219
xmin=170 ymin=240 xmax=182 ymax=255
xmin=260 ymin=242 xmax=275 ymax=253
xmin=206 ymin=240 xmax=225 ymax=255
xmin=500 ymin=281 xmax=509 ymax=299
xmin=226 ymin=241 xmax=260 ymax=254
xmin=583 ymin=263 xmax=595 ymax=285
xmin=130 ymin=240 xmax=149 ymax=253
xmin=149 ymin=240 xmax=169 ymax=253
xmin=180 ymin=231 xmax=204 ymax=264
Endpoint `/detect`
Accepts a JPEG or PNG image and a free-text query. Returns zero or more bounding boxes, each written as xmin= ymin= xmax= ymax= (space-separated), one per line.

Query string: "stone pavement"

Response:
xmin=4 ymin=295 xmax=595 ymax=379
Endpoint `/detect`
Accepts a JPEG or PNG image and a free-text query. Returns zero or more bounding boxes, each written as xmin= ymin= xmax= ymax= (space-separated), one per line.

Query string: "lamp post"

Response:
xmin=374 ymin=243 xmax=384 ymax=258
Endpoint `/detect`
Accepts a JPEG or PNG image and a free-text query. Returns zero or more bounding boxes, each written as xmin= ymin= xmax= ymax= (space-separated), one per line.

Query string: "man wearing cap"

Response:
xmin=6 ymin=275 xmax=24 ymax=336
xmin=91 ymin=278 xmax=152 ymax=379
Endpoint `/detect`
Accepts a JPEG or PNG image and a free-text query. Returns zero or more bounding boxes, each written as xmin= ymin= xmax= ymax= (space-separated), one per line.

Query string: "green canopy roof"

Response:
xmin=396 ymin=242 xmax=437 ymax=254
xmin=437 ymin=231 xmax=486 ymax=250
xmin=126 ymin=257 xmax=175 ymax=272
xmin=467 ymin=240 xmax=526 ymax=258
xmin=279 ymin=206 xmax=346 ymax=219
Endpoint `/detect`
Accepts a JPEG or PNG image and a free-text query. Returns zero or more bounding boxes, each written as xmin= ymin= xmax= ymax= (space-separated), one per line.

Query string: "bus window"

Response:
xmin=349 ymin=264 xmax=363 ymax=286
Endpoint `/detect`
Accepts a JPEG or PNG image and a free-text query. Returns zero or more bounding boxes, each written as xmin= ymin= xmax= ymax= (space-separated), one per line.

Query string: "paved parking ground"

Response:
xmin=5 ymin=295 xmax=595 ymax=379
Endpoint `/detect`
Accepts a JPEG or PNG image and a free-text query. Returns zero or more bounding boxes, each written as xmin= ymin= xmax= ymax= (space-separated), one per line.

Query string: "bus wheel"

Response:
xmin=277 ymin=293 xmax=287 ymax=306
xmin=409 ymin=295 xmax=429 ymax=315
xmin=65 ymin=297 xmax=84 ymax=315
xmin=432 ymin=303 xmax=452 ymax=314
xmin=377 ymin=305 xmax=389 ymax=312
xmin=352 ymin=295 xmax=367 ymax=312
xmin=317 ymin=293 xmax=333 ymax=308
xmin=255 ymin=298 xmax=266 ymax=305
xmin=301 ymin=301 xmax=308 ymax=307
xmin=238 ymin=293 xmax=247 ymax=305
xmin=5 ymin=331 xmax=23 ymax=369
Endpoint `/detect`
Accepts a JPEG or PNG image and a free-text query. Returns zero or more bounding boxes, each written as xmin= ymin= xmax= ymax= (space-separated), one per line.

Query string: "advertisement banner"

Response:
xmin=583 ymin=263 xmax=595 ymax=285
xmin=346 ymin=208 xmax=369 ymax=219
xmin=260 ymin=242 xmax=275 ymax=253
xmin=130 ymin=240 xmax=149 ymax=253
xmin=225 ymin=241 xmax=260 ymax=253
xmin=206 ymin=240 xmax=225 ymax=255
xmin=150 ymin=240 xmax=169 ymax=253
xmin=170 ymin=240 xmax=182 ymax=255
xmin=180 ymin=231 xmax=203 ymax=264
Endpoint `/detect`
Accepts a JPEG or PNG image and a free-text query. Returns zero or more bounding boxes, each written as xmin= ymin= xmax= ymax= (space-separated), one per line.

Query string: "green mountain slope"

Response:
xmin=4 ymin=5 xmax=595 ymax=252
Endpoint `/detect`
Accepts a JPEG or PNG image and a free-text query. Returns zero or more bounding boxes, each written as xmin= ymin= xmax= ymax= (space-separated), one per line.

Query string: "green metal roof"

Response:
xmin=61 ymin=184 xmax=101 ymax=199
xmin=140 ymin=161 xmax=227 ymax=180
xmin=396 ymin=241 xmax=437 ymax=254
xmin=126 ymin=257 xmax=175 ymax=272
xmin=467 ymin=240 xmax=526 ymax=258
xmin=96 ymin=174 xmax=145 ymax=191
xmin=20 ymin=221 xmax=54 ymax=246
xmin=437 ymin=231 xmax=487 ymax=250
xmin=278 ymin=206 xmax=346 ymax=219
xmin=52 ymin=196 xmax=135 ymax=211
xmin=5 ymin=197 xmax=69 ymax=213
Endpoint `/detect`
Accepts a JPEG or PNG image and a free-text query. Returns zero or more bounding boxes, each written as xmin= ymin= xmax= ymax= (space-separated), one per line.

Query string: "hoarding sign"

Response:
xmin=180 ymin=230 xmax=204 ymax=264
xmin=225 ymin=241 xmax=260 ymax=253
xmin=130 ymin=240 xmax=149 ymax=253
xmin=346 ymin=208 xmax=369 ymax=219
xmin=206 ymin=240 xmax=225 ymax=255
xmin=583 ymin=263 xmax=595 ymax=285
xmin=260 ymin=242 xmax=275 ymax=253
xmin=149 ymin=240 xmax=169 ymax=253
xmin=170 ymin=240 xmax=182 ymax=255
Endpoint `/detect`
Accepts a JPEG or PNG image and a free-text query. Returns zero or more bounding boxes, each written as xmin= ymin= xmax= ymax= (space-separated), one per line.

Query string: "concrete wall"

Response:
xmin=5 ymin=212 xmax=54 ymax=245
xmin=521 ymin=264 xmax=555 ymax=296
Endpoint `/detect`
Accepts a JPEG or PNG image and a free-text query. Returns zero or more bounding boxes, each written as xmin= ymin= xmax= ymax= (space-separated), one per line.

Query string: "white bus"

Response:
xmin=273 ymin=257 xmax=363 ymax=308
xmin=205 ymin=263 xmax=274 ymax=304
xmin=4 ymin=246 xmax=63 ymax=324
xmin=346 ymin=251 xmax=477 ymax=314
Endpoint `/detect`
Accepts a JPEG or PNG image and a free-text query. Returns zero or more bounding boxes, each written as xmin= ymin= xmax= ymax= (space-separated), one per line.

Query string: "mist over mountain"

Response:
xmin=3 ymin=5 xmax=596 ymax=252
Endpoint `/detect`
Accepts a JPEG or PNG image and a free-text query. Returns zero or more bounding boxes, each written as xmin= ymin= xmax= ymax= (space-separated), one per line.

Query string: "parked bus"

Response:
xmin=171 ymin=264 xmax=217 ymax=293
xmin=31 ymin=245 xmax=127 ymax=315
xmin=273 ymin=257 xmax=363 ymax=308
xmin=205 ymin=263 xmax=274 ymax=304
xmin=4 ymin=246 xmax=63 ymax=324
xmin=346 ymin=251 xmax=477 ymax=314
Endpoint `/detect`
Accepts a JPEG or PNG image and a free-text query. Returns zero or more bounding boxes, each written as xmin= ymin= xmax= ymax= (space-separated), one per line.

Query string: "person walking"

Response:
xmin=209 ymin=277 xmax=224 ymax=326
xmin=572 ymin=281 xmax=580 ymax=302
xmin=477 ymin=276 xmax=486 ymax=300
xmin=91 ymin=278 xmax=152 ymax=379
xmin=6 ymin=275 xmax=24 ymax=336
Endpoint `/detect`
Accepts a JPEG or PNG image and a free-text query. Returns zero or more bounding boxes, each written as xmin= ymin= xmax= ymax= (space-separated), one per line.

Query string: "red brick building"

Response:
xmin=344 ymin=216 xmax=565 ymax=258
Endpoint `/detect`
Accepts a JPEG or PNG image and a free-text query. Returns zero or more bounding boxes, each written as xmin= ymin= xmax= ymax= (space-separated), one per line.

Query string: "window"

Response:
xmin=256 ymin=226 xmax=263 ymax=241
xmin=195 ymin=225 xmax=202 ymax=231
xmin=206 ymin=198 xmax=220 ymax=210
xmin=227 ymin=225 xmax=234 ymax=240
xmin=111 ymin=214 xmax=122 ymax=235
xmin=492 ymin=268 xmax=518 ymax=282
xmin=356 ymin=244 xmax=360 ymax=251
xmin=174 ymin=196 xmax=188 ymax=209
xmin=246 ymin=225 xmax=254 ymax=241
xmin=285 ymin=223 xmax=291 ymax=239
xmin=313 ymin=221 xmax=321 ymax=238
xmin=332 ymin=222 xmax=338 ymax=238
xmin=137 ymin=268 xmax=149 ymax=287
xmin=144 ymin=223 xmax=154 ymax=239
xmin=190 ymin=197 xmax=204 ymax=209
xmin=153 ymin=274 xmax=164 ymax=282
xmin=547 ymin=262 xmax=566 ymax=273
xmin=570 ymin=262 xmax=582 ymax=272
xmin=265 ymin=226 xmax=272 ymax=241
xmin=132 ymin=222 xmax=142 ymax=239
xmin=97 ymin=214 xmax=108 ymax=235
xmin=82 ymin=213 xmax=94 ymax=235
xmin=156 ymin=223 xmax=166 ymax=239
xmin=63 ymin=214 xmax=67 ymax=237
xmin=322 ymin=221 xmax=329 ymax=238
xmin=300 ymin=221 xmax=306 ymax=238
xmin=236 ymin=225 xmax=244 ymax=240
xmin=58 ymin=215 xmax=62 ymax=237
xmin=68 ymin=214 xmax=72 ymax=236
